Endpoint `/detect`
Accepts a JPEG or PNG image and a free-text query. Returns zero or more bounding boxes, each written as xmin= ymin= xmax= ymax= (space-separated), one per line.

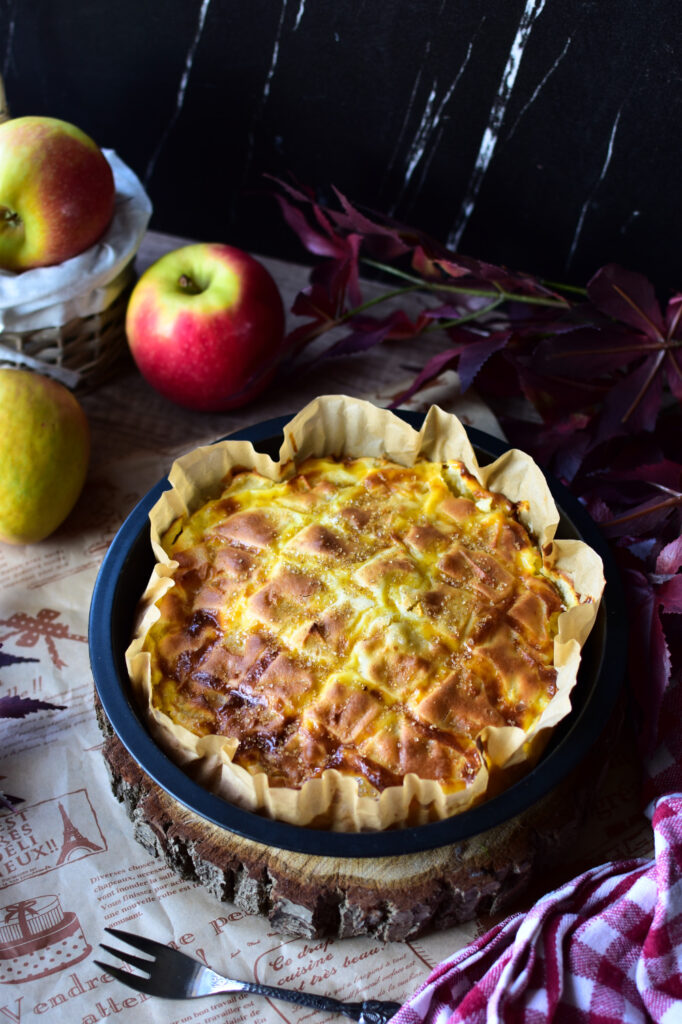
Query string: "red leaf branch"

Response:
xmin=271 ymin=177 xmax=682 ymax=770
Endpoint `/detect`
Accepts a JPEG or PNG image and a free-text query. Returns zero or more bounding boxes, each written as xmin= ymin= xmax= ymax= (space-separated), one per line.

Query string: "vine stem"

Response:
xmin=547 ymin=338 xmax=682 ymax=361
xmin=607 ymin=494 xmax=682 ymax=527
xmin=623 ymin=351 xmax=666 ymax=423
xmin=285 ymin=253 xmax=576 ymax=359
xmin=308 ymin=285 xmax=508 ymax=347
xmin=361 ymin=258 xmax=571 ymax=309
xmin=541 ymin=279 xmax=589 ymax=297
xmin=338 ymin=284 xmax=420 ymax=319
xmin=423 ymin=295 xmax=505 ymax=332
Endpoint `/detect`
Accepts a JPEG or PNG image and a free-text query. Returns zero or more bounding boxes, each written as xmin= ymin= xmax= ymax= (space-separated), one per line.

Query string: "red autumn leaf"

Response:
xmin=272 ymin=179 xmax=682 ymax=793
xmin=582 ymin=493 xmax=614 ymax=525
xmin=665 ymin=296 xmax=682 ymax=401
xmin=269 ymin=178 xmax=364 ymax=309
xmin=328 ymin=187 xmax=413 ymax=263
xmin=544 ymin=429 xmax=594 ymax=485
xmin=500 ymin=412 xmax=592 ymax=482
xmin=454 ymin=329 xmax=512 ymax=393
xmin=534 ymin=326 xmax=652 ymax=380
xmin=665 ymin=295 xmax=682 ymax=333
xmin=307 ymin=310 xmax=419 ymax=365
xmin=580 ymin=265 xmax=682 ymax=431
xmin=436 ymin=257 xmax=567 ymax=303
xmin=270 ymin=187 xmax=343 ymax=261
xmin=605 ymin=459 xmax=682 ymax=489
xmin=308 ymin=233 xmax=364 ymax=309
xmin=391 ymin=347 xmax=463 ymax=407
xmin=659 ymin=572 xmax=682 ymax=613
xmin=290 ymin=281 xmax=339 ymax=323
xmin=588 ymin=264 xmax=666 ymax=337
xmin=577 ymin=459 xmax=682 ymax=545
xmin=391 ymin=327 xmax=511 ymax=405
xmin=412 ymin=246 xmax=468 ymax=281
xmin=268 ymin=176 xmax=348 ymax=247
xmin=657 ymin=536 xmax=682 ymax=575
xmin=622 ymin=566 xmax=672 ymax=757
xmin=593 ymin=353 xmax=665 ymax=441
xmin=600 ymin=495 xmax=680 ymax=540
xmin=633 ymin=562 xmax=682 ymax=767
xmin=417 ymin=300 xmax=485 ymax=322
xmin=281 ymin=319 xmax=336 ymax=362
xmin=511 ymin=358 xmax=606 ymax=423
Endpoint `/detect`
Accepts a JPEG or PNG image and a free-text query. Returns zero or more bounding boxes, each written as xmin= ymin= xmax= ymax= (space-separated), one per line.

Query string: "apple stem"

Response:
xmin=178 ymin=273 xmax=202 ymax=295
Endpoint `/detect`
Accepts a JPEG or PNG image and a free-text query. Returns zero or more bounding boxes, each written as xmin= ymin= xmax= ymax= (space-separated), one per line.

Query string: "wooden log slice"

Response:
xmin=95 ymin=691 xmax=619 ymax=942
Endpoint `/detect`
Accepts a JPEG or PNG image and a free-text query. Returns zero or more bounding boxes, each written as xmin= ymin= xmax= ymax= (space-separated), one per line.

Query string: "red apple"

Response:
xmin=125 ymin=243 xmax=286 ymax=411
xmin=0 ymin=115 xmax=115 ymax=272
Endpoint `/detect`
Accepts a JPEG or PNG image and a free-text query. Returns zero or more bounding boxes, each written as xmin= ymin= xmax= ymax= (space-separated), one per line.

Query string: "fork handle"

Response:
xmin=335 ymin=998 xmax=404 ymax=1023
xmin=229 ymin=980 xmax=402 ymax=1022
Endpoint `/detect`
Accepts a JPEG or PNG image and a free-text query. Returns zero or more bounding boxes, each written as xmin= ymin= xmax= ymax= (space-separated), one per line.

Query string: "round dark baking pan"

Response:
xmin=89 ymin=410 xmax=627 ymax=858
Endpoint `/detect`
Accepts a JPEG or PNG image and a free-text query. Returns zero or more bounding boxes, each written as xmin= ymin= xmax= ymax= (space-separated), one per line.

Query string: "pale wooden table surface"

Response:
xmin=80 ymin=229 xmax=502 ymax=473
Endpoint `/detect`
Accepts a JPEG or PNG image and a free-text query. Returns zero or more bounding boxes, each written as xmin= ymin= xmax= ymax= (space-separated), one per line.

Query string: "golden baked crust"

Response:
xmin=143 ymin=454 xmax=574 ymax=800
xmin=127 ymin=396 xmax=605 ymax=831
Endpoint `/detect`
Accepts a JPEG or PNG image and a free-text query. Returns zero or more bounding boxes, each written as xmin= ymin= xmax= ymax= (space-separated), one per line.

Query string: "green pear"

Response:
xmin=0 ymin=368 xmax=90 ymax=544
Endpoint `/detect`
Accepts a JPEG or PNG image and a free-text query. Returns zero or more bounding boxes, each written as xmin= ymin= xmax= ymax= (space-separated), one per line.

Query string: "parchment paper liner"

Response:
xmin=126 ymin=395 xmax=605 ymax=832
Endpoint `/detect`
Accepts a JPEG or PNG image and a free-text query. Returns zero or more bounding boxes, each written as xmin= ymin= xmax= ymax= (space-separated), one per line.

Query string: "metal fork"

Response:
xmin=96 ymin=927 xmax=402 ymax=1023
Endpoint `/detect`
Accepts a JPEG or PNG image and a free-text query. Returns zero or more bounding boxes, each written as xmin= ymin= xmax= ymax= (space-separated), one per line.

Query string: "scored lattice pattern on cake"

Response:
xmin=146 ymin=456 xmax=570 ymax=797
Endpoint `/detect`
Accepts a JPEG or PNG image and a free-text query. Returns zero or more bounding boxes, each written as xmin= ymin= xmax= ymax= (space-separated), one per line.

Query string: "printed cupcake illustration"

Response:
xmin=0 ymin=893 xmax=92 ymax=984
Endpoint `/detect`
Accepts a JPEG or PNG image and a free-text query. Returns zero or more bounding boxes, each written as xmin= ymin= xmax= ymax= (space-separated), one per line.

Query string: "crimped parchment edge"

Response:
xmin=126 ymin=394 xmax=605 ymax=832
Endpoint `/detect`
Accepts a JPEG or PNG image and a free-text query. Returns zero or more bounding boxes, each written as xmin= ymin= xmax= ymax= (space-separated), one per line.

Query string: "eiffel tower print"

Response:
xmin=55 ymin=802 xmax=103 ymax=865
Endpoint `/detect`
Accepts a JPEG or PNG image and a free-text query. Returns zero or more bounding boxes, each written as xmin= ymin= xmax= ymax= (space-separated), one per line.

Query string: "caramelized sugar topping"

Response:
xmin=145 ymin=456 xmax=571 ymax=796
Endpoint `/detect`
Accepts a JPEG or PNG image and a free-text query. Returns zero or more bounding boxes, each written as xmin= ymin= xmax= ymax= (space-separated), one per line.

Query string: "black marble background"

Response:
xmin=2 ymin=0 xmax=680 ymax=292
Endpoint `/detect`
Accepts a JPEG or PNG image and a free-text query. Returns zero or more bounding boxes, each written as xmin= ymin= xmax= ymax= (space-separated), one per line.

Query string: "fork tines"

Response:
xmin=99 ymin=942 xmax=153 ymax=975
xmin=94 ymin=927 xmax=162 ymax=991
xmin=92 ymin=961 xmax=154 ymax=995
xmin=104 ymin=926 xmax=162 ymax=955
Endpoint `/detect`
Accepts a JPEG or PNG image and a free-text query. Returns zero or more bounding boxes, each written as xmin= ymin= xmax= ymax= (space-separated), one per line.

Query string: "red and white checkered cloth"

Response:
xmin=394 ymin=671 xmax=682 ymax=1022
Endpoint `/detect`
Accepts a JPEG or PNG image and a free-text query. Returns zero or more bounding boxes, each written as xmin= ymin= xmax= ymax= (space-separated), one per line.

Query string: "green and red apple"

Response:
xmin=0 ymin=115 xmax=115 ymax=272
xmin=0 ymin=368 xmax=90 ymax=544
xmin=125 ymin=243 xmax=285 ymax=411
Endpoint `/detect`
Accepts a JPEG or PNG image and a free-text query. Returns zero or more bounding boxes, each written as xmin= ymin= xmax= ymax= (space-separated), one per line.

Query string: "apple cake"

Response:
xmin=127 ymin=396 xmax=604 ymax=830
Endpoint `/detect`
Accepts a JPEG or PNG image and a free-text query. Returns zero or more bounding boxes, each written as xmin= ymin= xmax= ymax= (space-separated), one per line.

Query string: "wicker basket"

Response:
xmin=0 ymin=78 xmax=150 ymax=392
xmin=0 ymin=264 xmax=136 ymax=391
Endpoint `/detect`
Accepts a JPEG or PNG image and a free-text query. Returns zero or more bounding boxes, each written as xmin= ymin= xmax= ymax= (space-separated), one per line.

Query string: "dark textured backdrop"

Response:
xmin=2 ymin=0 xmax=680 ymax=291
